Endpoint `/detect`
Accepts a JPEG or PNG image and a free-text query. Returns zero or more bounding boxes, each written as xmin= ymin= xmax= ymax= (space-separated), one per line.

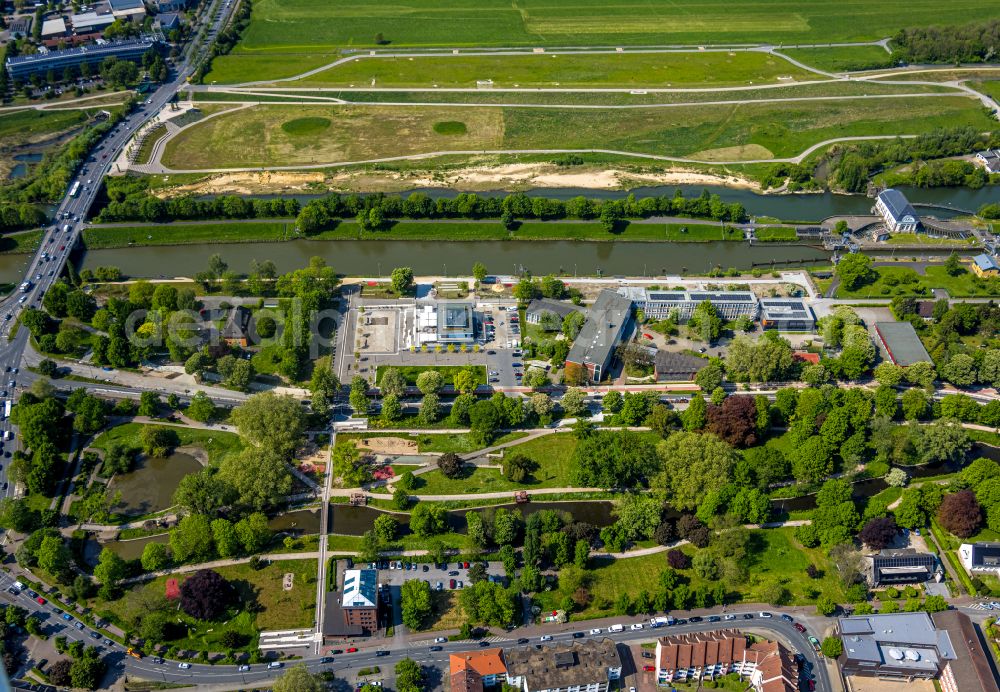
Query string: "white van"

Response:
xmin=608 ymin=624 xmax=624 ymax=633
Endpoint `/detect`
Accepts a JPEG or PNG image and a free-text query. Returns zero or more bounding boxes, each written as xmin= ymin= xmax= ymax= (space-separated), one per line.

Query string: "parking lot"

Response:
xmin=367 ymin=560 xmax=505 ymax=592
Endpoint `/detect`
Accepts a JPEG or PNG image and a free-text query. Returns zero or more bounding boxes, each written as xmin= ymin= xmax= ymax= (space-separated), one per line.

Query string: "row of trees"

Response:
xmin=892 ymin=20 xmax=1000 ymax=64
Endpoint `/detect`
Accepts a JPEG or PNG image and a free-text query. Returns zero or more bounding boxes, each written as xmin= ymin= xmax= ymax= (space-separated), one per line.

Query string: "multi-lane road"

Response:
xmin=0 ymin=0 xmax=239 ymax=503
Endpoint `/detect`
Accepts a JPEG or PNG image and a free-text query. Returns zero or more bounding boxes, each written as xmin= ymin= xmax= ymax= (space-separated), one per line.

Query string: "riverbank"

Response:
xmin=83 ymin=219 xmax=803 ymax=248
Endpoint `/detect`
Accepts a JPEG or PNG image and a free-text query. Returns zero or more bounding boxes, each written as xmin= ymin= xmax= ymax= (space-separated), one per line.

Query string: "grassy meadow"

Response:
xmin=780 ymin=45 xmax=896 ymax=73
xmin=206 ymin=0 xmax=1000 ymax=82
xmin=163 ymin=95 xmax=991 ymax=169
xmin=296 ymin=51 xmax=821 ymax=89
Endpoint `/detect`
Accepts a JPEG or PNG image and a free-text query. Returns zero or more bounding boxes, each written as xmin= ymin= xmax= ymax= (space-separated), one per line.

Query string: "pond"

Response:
xmin=81 ymin=532 xmax=170 ymax=566
xmin=107 ymin=452 xmax=202 ymax=516
xmin=268 ymin=507 xmax=322 ymax=535
xmin=7 ymin=153 xmax=43 ymax=181
xmin=328 ymin=499 xmax=615 ymax=537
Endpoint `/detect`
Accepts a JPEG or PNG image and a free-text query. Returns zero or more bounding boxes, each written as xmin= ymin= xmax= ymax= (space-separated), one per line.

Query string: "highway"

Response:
xmin=0 ymin=0 xmax=238 ymax=502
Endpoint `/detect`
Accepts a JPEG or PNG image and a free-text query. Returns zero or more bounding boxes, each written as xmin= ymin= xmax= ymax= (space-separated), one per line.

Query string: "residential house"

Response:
xmin=449 ymin=649 xmax=506 ymax=692
xmin=221 ymin=305 xmax=252 ymax=347
xmin=525 ymin=298 xmax=581 ymax=327
xmin=971 ymin=253 xmax=1000 ymax=278
xmin=654 ymin=630 xmax=795 ymax=690
xmin=976 ymin=149 xmax=1000 ymax=174
xmin=958 ymin=542 xmax=1000 ymax=578
xmin=875 ymin=189 xmax=920 ymax=233
xmin=653 ymin=350 xmax=708 ymax=382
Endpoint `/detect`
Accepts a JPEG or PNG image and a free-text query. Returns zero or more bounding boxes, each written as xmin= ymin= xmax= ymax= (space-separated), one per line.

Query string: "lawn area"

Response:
xmin=297 ymin=51 xmax=820 ymax=89
xmin=0 ymin=230 xmax=44 ymax=255
xmin=755 ymin=226 xmax=798 ymax=242
xmin=209 ymin=0 xmax=998 ymax=85
xmin=90 ymin=422 xmax=242 ymax=466
xmin=134 ymin=125 xmax=168 ymax=166
xmin=884 ymin=233 xmax=977 ymax=246
xmin=537 ymin=527 xmax=843 ymax=619
xmin=0 ymin=108 xmax=89 ymax=142
xmin=834 ymin=265 xmax=1000 ymax=298
xmin=375 ymin=365 xmax=485 ymax=387
xmin=162 ymin=97 xmax=994 ymax=168
xmin=780 ymin=45 xmax=895 ymax=73
xmin=96 ymin=559 xmax=317 ymax=650
xmin=969 ymin=80 xmax=1000 ymax=103
xmin=83 ymin=221 xmax=296 ymax=248
xmin=414 ymin=431 xmax=528 ymax=454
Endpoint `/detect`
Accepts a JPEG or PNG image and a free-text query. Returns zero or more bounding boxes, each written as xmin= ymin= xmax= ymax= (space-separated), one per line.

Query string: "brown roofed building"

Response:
xmin=655 ymin=630 xmax=795 ymax=689
xmin=221 ymin=305 xmax=253 ymax=347
xmin=449 ymin=648 xmax=506 ymax=692
xmin=931 ymin=610 xmax=1000 ymax=692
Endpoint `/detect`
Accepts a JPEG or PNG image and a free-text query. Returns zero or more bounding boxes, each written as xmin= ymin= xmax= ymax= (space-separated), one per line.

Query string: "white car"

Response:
xmin=759 ymin=611 xmax=772 ymax=618
xmin=178 ymin=663 xmax=191 ymax=669
xmin=434 ymin=637 xmax=447 ymax=643
xmin=267 ymin=662 xmax=283 ymax=669
xmin=630 ymin=623 xmax=643 ymax=630
xmin=724 ymin=614 xmax=736 ymax=620
xmin=238 ymin=665 xmax=250 ymax=672
xmin=589 ymin=628 xmax=602 ymax=635
xmin=540 ymin=635 xmax=552 ymax=641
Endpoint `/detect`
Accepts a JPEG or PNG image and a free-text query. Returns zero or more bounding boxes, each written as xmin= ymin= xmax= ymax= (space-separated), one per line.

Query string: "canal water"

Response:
xmin=107 ymin=452 xmax=202 ymax=516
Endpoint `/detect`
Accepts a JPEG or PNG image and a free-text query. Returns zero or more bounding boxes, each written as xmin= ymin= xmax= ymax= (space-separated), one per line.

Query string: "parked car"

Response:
xmin=346 ymin=647 xmax=358 ymax=653
xmin=641 ymin=652 xmax=653 ymax=659
xmin=643 ymin=665 xmax=655 ymax=672
xmin=688 ymin=616 xmax=702 ymax=623
xmin=449 ymin=579 xmax=456 ymax=589
xmin=630 ymin=623 xmax=643 ymax=630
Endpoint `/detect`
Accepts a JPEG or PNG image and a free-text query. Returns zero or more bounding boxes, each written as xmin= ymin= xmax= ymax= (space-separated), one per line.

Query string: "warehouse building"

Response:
xmin=618 ymin=287 xmax=759 ymax=322
xmin=759 ymin=298 xmax=815 ymax=331
xmin=5 ymin=36 xmax=158 ymax=80
xmin=873 ymin=321 xmax=932 ymax=367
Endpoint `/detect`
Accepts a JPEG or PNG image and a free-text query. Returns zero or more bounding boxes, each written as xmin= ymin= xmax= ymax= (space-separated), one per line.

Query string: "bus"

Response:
xmin=68 ymin=181 xmax=80 ymax=198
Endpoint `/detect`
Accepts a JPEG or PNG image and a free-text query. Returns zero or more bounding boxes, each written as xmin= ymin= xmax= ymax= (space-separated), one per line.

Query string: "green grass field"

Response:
xmin=82 ymin=222 xmax=297 ymax=248
xmin=780 ymin=45 xmax=895 ymax=73
xmin=206 ymin=0 xmax=1000 ymax=83
xmin=161 ymin=96 xmax=993 ymax=169
xmin=755 ymin=226 xmax=798 ymax=241
xmin=535 ymin=527 xmax=845 ymax=618
xmin=374 ymin=365 xmax=486 ymax=387
xmin=296 ymin=51 xmax=820 ymax=89
xmin=0 ymin=108 xmax=89 ymax=142
xmin=834 ymin=265 xmax=1000 ymax=299
xmin=0 ymin=230 xmax=44 ymax=255
xmin=969 ymin=80 xmax=1000 ymax=103
xmin=90 ymin=422 xmax=242 ymax=466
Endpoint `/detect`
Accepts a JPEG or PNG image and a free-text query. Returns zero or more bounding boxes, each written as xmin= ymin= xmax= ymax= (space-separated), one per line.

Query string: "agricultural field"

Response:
xmin=207 ymin=0 xmax=1000 ymax=82
xmin=160 ymin=96 xmax=993 ymax=169
xmin=779 ymin=45 xmax=895 ymax=73
xmin=295 ymin=51 xmax=821 ymax=89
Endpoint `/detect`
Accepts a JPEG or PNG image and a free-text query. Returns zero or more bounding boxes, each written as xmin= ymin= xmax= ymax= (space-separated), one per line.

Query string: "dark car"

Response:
xmin=674 ymin=618 xmax=687 ymax=625
xmin=478 ymin=641 xmax=490 ymax=647
xmin=794 ymin=623 xmax=807 ymax=633
xmin=743 ymin=613 xmax=754 ymax=620
xmin=429 ymin=646 xmax=443 ymax=652
xmin=422 ymin=565 xmax=429 ymax=572
xmin=89 ymin=631 xmax=100 ymax=639
xmin=571 ymin=632 xmax=584 ymax=639
xmin=641 ymin=652 xmax=653 ymax=659
xmin=448 ymin=570 xmax=459 ymax=576
xmin=517 ymin=638 xmax=529 ymax=644
xmin=374 ymin=651 xmax=389 ymax=657
xmin=688 ymin=616 xmax=703 ymax=623
xmin=319 ymin=657 xmax=334 ymax=664
xmin=330 ymin=649 xmax=343 ymax=655
xmin=780 ymin=614 xmax=793 ymax=622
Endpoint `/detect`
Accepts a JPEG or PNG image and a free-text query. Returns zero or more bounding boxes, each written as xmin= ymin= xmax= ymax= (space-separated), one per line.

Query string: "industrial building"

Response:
xmin=863 ymin=550 xmax=941 ymax=587
xmin=759 ymin=298 xmax=815 ymax=331
xmin=838 ymin=612 xmax=998 ymax=692
xmin=617 ymin=287 xmax=759 ymax=322
xmin=5 ymin=36 xmax=158 ymax=80
xmin=875 ymin=189 xmax=921 ymax=233
xmin=564 ymin=289 xmax=633 ymax=383
xmin=873 ymin=321 xmax=932 ymax=367
xmin=504 ymin=638 xmax=622 ymax=692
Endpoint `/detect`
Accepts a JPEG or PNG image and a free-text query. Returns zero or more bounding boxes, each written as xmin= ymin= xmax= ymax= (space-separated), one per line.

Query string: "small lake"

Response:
xmin=7 ymin=153 xmax=43 ymax=180
xmin=269 ymin=507 xmax=322 ymax=534
xmin=107 ymin=452 xmax=202 ymax=516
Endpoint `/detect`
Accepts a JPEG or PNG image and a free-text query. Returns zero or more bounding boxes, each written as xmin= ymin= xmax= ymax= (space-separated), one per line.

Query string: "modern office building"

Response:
xmin=436 ymin=301 xmax=476 ymax=343
xmin=564 ymin=289 xmax=633 ymax=383
xmin=340 ymin=569 xmax=378 ymax=633
xmin=959 ymin=542 xmax=1000 ymax=577
xmin=504 ymin=638 xmax=622 ymax=692
xmin=759 ymin=298 xmax=816 ymax=331
xmin=617 ymin=287 xmax=759 ymax=322
xmin=875 ymin=189 xmax=920 ymax=233
xmin=5 ymin=35 xmax=158 ymax=80
xmin=863 ymin=550 xmax=941 ymax=587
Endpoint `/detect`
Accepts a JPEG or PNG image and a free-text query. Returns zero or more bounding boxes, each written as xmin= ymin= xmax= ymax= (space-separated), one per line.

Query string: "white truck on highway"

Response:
xmin=2 ymin=401 xmax=9 ymax=420
xmin=650 ymin=616 xmax=674 ymax=628
xmin=19 ymin=281 xmax=31 ymax=292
